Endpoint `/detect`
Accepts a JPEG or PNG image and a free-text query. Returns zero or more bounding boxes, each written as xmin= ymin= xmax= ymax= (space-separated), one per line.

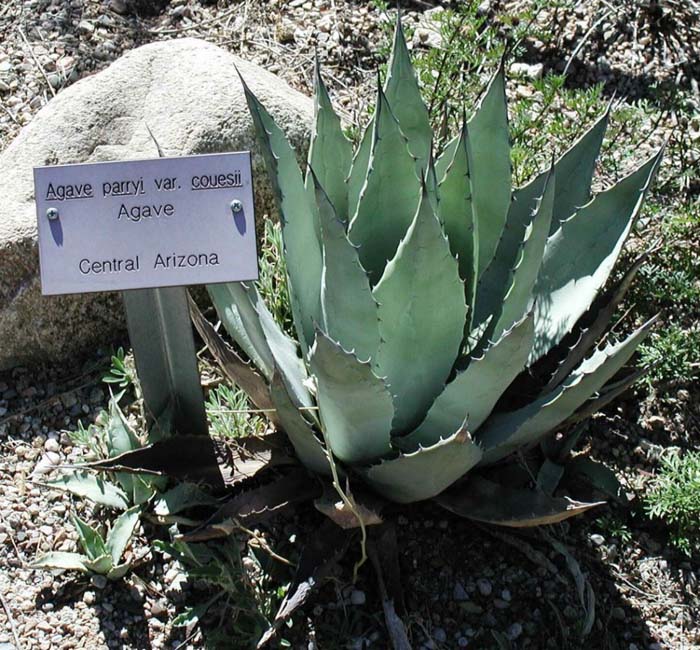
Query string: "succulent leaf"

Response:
xmin=491 ymin=167 xmax=555 ymax=340
xmin=564 ymin=366 xmax=648 ymax=427
xmin=472 ymin=166 xmax=553 ymax=340
xmin=42 ymin=472 xmax=130 ymax=510
xmin=347 ymin=117 xmax=374 ymax=220
xmin=208 ymin=282 xmax=275 ymax=380
xmin=310 ymin=331 xmax=394 ymax=464
xmin=479 ymin=316 xmax=657 ymax=463
xmin=30 ymin=552 xmax=89 ymax=572
xmin=313 ymin=174 xmax=380 ymax=363
xmin=269 ymin=371 xmax=331 ymax=476
xmin=363 ymin=425 xmax=482 ymax=503
xmin=247 ymin=284 xmax=314 ymax=411
xmin=83 ymin=555 xmax=114 ymax=574
xmin=188 ymin=293 xmax=275 ymax=418
xmin=530 ymin=149 xmax=663 ymax=362
xmin=240 ymin=77 xmax=322 ymax=350
xmin=542 ymin=251 xmax=650 ymax=392
xmin=466 ymin=66 xmax=512 ymax=277
xmin=306 ymin=59 xmax=353 ymax=219
xmin=105 ymin=505 xmax=141 ymax=565
xmin=73 ymin=514 xmax=108 ymax=561
xmin=208 ymin=283 xmax=312 ymax=412
xmin=435 ymin=476 xmax=603 ymax=526
xmin=402 ymin=313 xmax=534 ymax=450
xmin=372 ymin=186 xmax=468 ymax=432
xmin=513 ymin=107 xmax=609 ymax=236
xmin=435 ymin=133 xmax=460 ymax=183
xmin=348 ymin=87 xmax=421 ymax=285
xmin=384 ymin=17 xmax=432 ymax=171
xmin=438 ymin=122 xmax=477 ymax=319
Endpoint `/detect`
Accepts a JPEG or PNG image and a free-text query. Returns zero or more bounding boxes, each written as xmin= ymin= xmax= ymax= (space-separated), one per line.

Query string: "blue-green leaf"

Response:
xmin=30 ymin=552 xmax=89 ymax=572
xmin=306 ymin=59 xmax=353 ymax=219
xmin=347 ymin=117 xmax=374 ymax=221
xmin=209 ymin=282 xmax=313 ymax=410
xmin=363 ymin=425 xmax=482 ymax=503
xmin=106 ymin=505 xmax=141 ymax=565
xmin=435 ymin=133 xmax=459 ymax=183
xmin=472 ymin=166 xmax=552 ymax=339
xmin=348 ymin=87 xmax=421 ymax=285
xmin=403 ymin=313 xmax=534 ymax=449
xmin=42 ymin=472 xmax=130 ymax=510
xmin=438 ymin=122 xmax=476 ymax=319
xmin=83 ymin=554 xmax=113 ymax=574
xmin=309 ymin=331 xmax=393 ymax=464
xmin=313 ymin=174 xmax=379 ymax=363
xmin=530 ymin=149 xmax=663 ymax=362
xmin=491 ymin=167 xmax=555 ymax=340
xmin=269 ymin=371 xmax=331 ymax=476
xmin=208 ymin=282 xmax=275 ymax=380
xmin=372 ymin=186 xmax=468 ymax=432
xmin=72 ymin=514 xmax=108 ymax=561
xmin=467 ymin=67 xmax=512 ymax=276
xmin=514 ymin=106 xmax=610 ymax=236
xmin=479 ymin=317 xmax=657 ymax=463
xmin=384 ymin=17 xmax=432 ymax=171
xmin=240 ymin=76 xmax=322 ymax=350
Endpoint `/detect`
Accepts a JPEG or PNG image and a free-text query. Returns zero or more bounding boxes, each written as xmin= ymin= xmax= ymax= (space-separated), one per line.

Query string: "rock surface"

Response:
xmin=0 ymin=38 xmax=312 ymax=370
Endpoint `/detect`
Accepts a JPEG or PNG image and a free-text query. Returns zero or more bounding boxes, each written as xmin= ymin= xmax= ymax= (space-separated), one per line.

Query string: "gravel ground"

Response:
xmin=0 ymin=1 xmax=698 ymax=649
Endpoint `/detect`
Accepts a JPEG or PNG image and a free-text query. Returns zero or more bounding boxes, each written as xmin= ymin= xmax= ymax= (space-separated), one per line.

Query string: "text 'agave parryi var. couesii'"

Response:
xmin=206 ymin=20 xmax=662 ymax=510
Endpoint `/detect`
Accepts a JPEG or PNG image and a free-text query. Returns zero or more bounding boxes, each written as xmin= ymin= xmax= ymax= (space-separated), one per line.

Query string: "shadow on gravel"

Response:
xmin=288 ymin=504 xmax=679 ymax=650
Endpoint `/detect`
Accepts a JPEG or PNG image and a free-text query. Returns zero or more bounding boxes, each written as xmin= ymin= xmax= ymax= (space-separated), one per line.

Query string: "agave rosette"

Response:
xmin=202 ymin=21 xmax=661 ymax=519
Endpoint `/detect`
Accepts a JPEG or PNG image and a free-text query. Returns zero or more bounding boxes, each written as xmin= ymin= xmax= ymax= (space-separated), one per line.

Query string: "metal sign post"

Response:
xmin=34 ymin=152 xmax=258 ymax=435
xmin=123 ymin=286 xmax=207 ymax=435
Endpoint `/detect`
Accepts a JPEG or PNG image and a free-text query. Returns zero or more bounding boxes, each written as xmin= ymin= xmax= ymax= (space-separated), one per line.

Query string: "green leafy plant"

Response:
xmin=32 ymin=399 xmax=167 ymax=579
xmin=102 ymin=346 xmax=136 ymax=401
xmin=645 ymin=450 xmax=700 ymax=556
xmin=206 ymin=383 xmax=266 ymax=438
xmin=197 ymin=18 xmax=662 ymax=522
xmin=41 ymin=400 xmax=166 ymax=508
xmin=31 ymin=507 xmax=142 ymax=579
xmin=155 ymin=538 xmax=286 ymax=646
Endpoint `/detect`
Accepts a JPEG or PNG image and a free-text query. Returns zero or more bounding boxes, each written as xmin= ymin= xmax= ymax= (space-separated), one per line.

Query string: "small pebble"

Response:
xmin=590 ymin=534 xmax=605 ymax=546
xmin=612 ymin=606 xmax=626 ymax=621
xmin=433 ymin=627 xmax=447 ymax=643
xmin=453 ymin=582 xmax=468 ymax=601
xmin=476 ymin=578 xmax=492 ymax=596
xmin=90 ymin=575 xmax=107 ymax=590
xmin=350 ymin=590 xmax=366 ymax=606
xmin=507 ymin=623 xmax=523 ymax=640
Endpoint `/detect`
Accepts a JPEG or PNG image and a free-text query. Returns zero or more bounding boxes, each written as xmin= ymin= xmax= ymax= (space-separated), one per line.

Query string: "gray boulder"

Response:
xmin=0 ymin=38 xmax=313 ymax=370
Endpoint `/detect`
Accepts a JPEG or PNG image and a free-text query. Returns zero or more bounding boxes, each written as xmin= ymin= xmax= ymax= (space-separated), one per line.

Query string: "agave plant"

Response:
xmin=198 ymin=21 xmax=661 ymax=523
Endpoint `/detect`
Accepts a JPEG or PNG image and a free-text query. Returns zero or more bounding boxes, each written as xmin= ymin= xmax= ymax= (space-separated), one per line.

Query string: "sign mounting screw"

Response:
xmin=46 ymin=207 xmax=59 ymax=221
xmin=230 ymin=199 xmax=243 ymax=214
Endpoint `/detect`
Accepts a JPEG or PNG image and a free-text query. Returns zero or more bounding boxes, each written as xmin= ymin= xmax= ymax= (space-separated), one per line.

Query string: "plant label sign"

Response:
xmin=34 ymin=152 xmax=258 ymax=295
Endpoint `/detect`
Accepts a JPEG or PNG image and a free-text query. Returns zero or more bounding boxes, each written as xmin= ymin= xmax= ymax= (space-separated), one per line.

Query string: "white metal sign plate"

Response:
xmin=34 ymin=152 xmax=258 ymax=295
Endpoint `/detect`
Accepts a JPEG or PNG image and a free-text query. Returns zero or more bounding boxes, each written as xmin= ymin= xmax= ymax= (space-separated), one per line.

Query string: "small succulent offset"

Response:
xmin=31 ymin=401 xmax=166 ymax=578
xmin=206 ymin=21 xmax=661 ymax=520
xmin=31 ymin=507 xmax=142 ymax=580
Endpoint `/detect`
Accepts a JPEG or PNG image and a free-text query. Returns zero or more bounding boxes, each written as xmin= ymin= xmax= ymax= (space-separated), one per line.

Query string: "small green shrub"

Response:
xmin=645 ymin=450 xmax=700 ymax=556
xmin=206 ymin=383 xmax=266 ymax=438
xmin=639 ymin=324 xmax=700 ymax=389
